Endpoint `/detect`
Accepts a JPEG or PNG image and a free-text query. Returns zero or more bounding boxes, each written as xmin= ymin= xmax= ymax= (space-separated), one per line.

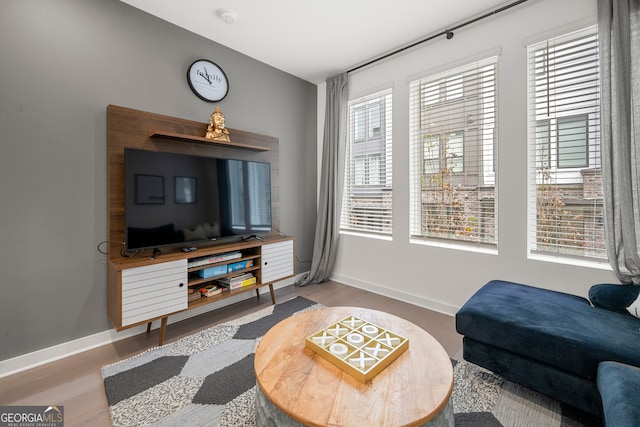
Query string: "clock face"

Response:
xmin=187 ymin=59 xmax=229 ymax=102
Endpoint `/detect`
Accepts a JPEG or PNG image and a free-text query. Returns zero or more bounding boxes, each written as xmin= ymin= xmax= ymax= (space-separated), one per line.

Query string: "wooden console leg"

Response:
xmin=158 ymin=317 xmax=168 ymax=346
xmin=146 ymin=322 xmax=152 ymax=334
xmin=256 ymin=289 xmax=260 ymax=299
xmin=269 ymin=284 xmax=276 ymax=305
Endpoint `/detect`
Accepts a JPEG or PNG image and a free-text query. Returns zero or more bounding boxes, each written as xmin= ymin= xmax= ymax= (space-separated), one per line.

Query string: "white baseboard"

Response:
xmin=0 ymin=276 xmax=302 ymax=379
xmin=330 ymin=272 xmax=460 ymax=317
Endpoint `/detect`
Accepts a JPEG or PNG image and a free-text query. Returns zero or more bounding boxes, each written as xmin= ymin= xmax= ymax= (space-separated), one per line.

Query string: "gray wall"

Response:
xmin=0 ymin=0 xmax=317 ymax=361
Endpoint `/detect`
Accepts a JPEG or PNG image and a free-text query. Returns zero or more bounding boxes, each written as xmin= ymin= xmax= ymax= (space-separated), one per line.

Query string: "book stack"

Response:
xmin=199 ymin=283 xmax=229 ymax=297
xmin=188 ymin=251 xmax=242 ymax=268
xmin=188 ymin=288 xmax=202 ymax=302
xmin=218 ymin=273 xmax=256 ymax=289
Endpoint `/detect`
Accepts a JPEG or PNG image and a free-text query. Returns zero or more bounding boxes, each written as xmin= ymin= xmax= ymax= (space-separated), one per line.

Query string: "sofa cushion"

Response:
xmin=589 ymin=283 xmax=640 ymax=318
xmin=597 ymin=361 xmax=640 ymax=427
xmin=456 ymin=280 xmax=640 ymax=381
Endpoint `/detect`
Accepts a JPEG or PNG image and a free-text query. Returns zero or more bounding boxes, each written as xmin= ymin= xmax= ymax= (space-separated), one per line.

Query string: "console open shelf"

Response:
xmin=187 ymin=253 xmax=261 ymax=288
xmin=148 ymin=130 xmax=271 ymax=151
xmin=188 ymin=282 xmax=265 ymax=309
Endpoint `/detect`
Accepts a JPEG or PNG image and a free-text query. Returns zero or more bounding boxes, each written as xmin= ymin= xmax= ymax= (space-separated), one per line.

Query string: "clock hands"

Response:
xmin=197 ymin=68 xmax=213 ymax=85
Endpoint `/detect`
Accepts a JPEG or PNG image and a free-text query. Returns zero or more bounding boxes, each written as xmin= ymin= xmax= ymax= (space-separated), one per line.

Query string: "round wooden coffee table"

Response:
xmin=254 ymin=306 xmax=454 ymax=427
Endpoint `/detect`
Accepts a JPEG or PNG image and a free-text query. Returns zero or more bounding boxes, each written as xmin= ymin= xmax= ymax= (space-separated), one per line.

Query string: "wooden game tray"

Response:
xmin=305 ymin=315 xmax=409 ymax=383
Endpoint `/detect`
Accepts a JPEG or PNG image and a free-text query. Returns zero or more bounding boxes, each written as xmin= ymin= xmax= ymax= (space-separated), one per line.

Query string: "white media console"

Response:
xmin=108 ymin=236 xmax=295 ymax=345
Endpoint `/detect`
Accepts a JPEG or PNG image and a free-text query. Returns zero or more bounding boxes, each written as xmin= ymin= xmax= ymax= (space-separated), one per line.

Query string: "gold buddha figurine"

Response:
xmin=205 ymin=105 xmax=231 ymax=141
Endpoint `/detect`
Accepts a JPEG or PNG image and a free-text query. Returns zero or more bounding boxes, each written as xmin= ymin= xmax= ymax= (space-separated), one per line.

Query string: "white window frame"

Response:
xmin=409 ymin=56 xmax=498 ymax=249
xmin=340 ymin=89 xmax=393 ymax=237
xmin=527 ymin=25 xmax=607 ymax=264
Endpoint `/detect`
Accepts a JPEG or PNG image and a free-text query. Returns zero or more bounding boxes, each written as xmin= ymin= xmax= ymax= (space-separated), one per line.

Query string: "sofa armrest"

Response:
xmin=597 ymin=361 xmax=640 ymax=426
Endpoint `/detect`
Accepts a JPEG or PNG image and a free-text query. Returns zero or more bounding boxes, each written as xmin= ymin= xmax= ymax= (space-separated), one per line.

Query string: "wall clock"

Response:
xmin=187 ymin=59 xmax=229 ymax=102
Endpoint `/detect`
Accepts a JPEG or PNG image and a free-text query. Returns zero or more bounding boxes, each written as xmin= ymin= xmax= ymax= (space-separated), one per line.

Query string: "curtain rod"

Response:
xmin=347 ymin=0 xmax=530 ymax=74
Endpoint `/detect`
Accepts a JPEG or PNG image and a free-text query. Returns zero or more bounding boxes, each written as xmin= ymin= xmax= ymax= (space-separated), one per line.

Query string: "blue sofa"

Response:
xmin=455 ymin=280 xmax=640 ymax=424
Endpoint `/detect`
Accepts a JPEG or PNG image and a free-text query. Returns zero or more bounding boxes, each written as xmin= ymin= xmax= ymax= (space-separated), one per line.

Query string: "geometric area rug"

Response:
xmin=102 ymin=296 xmax=321 ymax=427
xmin=103 ymin=296 xmax=601 ymax=427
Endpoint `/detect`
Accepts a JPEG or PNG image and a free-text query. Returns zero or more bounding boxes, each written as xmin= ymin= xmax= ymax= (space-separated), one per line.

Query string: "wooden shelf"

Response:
xmin=188 ymin=266 xmax=261 ymax=288
xmin=188 ymin=282 xmax=270 ymax=309
xmin=187 ymin=254 xmax=260 ymax=274
xmin=148 ymin=130 xmax=271 ymax=151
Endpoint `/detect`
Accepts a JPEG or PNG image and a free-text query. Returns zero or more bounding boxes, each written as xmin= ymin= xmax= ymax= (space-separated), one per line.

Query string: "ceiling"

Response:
xmin=120 ymin=0 xmax=513 ymax=84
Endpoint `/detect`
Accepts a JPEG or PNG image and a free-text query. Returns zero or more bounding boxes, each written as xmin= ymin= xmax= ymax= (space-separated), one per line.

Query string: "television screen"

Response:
xmin=124 ymin=148 xmax=272 ymax=251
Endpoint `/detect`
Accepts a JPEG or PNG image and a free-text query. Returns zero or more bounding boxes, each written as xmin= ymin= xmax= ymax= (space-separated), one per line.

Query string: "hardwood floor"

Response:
xmin=0 ymin=281 xmax=462 ymax=427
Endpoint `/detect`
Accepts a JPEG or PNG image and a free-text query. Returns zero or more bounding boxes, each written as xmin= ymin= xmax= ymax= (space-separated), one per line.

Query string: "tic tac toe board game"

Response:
xmin=305 ymin=315 xmax=409 ymax=383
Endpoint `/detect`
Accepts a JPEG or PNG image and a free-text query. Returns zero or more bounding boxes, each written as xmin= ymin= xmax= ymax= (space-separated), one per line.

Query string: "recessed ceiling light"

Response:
xmin=217 ymin=9 xmax=238 ymax=24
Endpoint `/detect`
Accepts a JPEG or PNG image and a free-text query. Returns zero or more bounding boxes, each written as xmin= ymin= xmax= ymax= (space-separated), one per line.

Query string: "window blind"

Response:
xmin=527 ymin=26 xmax=605 ymax=260
xmin=409 ymin=57 xmax=498 ymax=245
xmin=340 ymin=90 xmax=393 ymax=235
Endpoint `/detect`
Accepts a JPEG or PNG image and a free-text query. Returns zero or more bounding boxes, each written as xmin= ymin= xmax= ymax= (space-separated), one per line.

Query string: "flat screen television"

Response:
xmin=124 ymin=148 xmax=272 ymax=251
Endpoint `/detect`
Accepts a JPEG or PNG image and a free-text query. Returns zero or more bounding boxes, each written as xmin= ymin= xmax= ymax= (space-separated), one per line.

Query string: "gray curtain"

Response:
xmin=599 ymin=0 xmax=640 ymax=283
xmin=298 ymin=73 xmax=348 ymax=286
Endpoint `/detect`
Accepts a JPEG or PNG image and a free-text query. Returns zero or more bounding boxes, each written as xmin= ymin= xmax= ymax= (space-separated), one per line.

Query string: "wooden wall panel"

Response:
xmin=106 ymin=104 xmax=280 ymax=262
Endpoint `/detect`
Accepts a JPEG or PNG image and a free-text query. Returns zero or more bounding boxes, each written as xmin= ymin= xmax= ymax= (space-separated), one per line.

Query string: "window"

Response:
xmin=527 ymin=26 xmax=605 ymax=260
xmin=341 ymin=90 xmax=392 ymax=235
xmin=409 ymin=57 xmax=498 ymax=245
